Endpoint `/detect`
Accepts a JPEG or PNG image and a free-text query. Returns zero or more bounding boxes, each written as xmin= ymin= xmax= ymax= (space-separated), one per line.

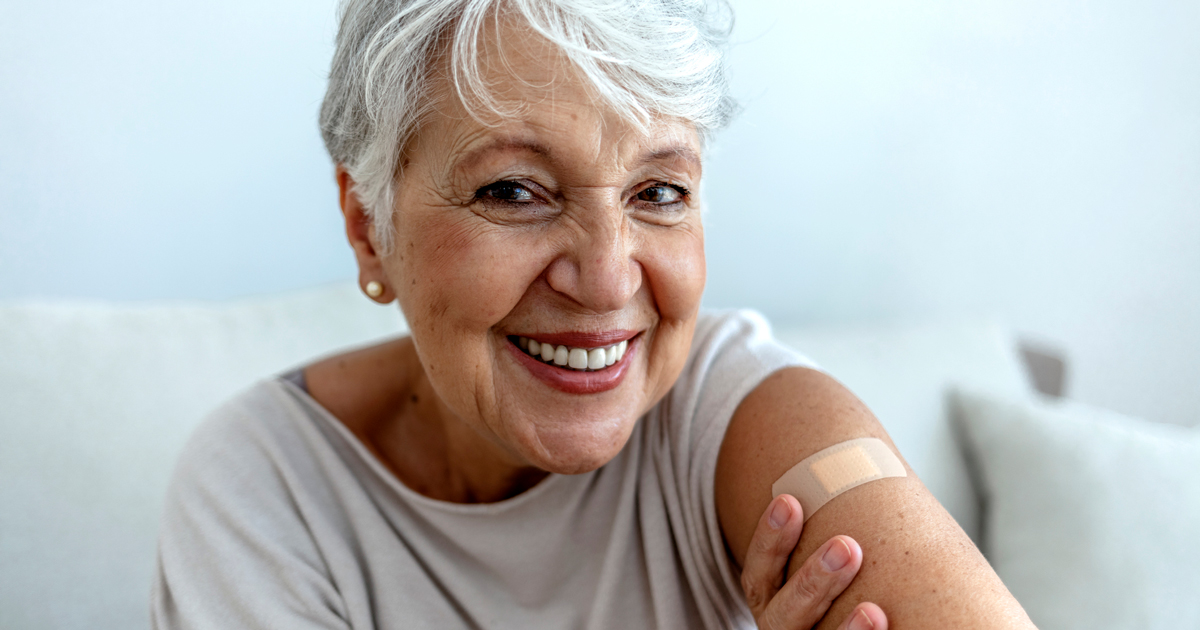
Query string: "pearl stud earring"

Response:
xmin=365 ymin=280 xmax=384 ymax=298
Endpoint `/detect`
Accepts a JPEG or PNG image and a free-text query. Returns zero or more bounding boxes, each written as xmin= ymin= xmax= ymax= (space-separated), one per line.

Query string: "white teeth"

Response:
xmin=587 ymin=348 xmax=606 ymax=370
xmin=568 ymin=348 xmax=588 ymax=369
xmin=515 ymin=336 xmax=633 ymax=372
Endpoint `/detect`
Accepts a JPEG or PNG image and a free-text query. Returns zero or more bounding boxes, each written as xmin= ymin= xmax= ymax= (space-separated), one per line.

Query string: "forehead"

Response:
xmin=410 ymin=12 xmax=702 ymax=175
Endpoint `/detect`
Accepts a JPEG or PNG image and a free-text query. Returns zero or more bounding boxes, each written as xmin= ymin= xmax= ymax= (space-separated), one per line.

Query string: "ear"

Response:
xmin=337 ymin=165 xmax=395 ymax=303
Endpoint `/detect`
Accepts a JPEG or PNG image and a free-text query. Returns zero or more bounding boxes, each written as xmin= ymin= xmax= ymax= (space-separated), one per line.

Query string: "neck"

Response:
xmin=370 ymin=341 xmax=550 ymax=504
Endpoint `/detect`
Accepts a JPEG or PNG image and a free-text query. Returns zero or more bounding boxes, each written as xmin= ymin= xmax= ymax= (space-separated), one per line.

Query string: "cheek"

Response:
xmin=640 ymin=223 xmax=706 ymax=321
xmin=636 ymin=222 xmax=705 ymax=403
xmin=392 ymin=212 xmax=543 ymax=337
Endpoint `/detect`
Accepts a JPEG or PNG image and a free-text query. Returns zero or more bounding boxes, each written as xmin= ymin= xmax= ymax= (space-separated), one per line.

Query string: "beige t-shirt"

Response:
xmin=151 ymin=310 xmax=816 ymax=629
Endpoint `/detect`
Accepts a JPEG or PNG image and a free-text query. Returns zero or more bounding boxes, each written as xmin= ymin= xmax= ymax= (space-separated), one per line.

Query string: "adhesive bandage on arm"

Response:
xmin=771 ymin=438 xmax=906 ymax=522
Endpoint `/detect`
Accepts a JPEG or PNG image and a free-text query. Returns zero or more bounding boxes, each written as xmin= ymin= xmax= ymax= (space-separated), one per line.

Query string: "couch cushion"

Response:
xmin=0 ymin=282 xmax=406 ymax=630
xmin=773 ymin=321 xmax=1034 ymax=544
xmin=951 ymin=390 xmax=1200 ymax=629
xmin=1 ymin=287 xmax=1030 ymax=628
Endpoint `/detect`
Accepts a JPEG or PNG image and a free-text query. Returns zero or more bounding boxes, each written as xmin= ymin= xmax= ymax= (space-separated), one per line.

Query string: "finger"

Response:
xmin=759 ymin=535 xmax=863 ymax=630
xmin=740 ymin=494 xmax=805 ymax=619
xmin=836 ymin=602 xmax=888 ymax=630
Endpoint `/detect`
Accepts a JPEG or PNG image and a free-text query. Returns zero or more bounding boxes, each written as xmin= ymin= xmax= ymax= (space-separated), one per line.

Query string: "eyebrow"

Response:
xmin=454 ymin=139 xmax=553 ymax=174
xmin=453 ymin=138 xmax=701 ymax=174
xmin=644 ymin=146 xmax=701 ymax=172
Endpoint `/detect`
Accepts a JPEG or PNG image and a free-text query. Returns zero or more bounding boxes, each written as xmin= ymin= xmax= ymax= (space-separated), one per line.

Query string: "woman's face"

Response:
xmin=375 ymin=26 xmax=706 ymax=474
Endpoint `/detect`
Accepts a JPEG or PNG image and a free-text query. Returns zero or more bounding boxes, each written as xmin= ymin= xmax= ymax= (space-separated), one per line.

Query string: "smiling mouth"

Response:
xmin=510 ymin=335 xmax=630 ymax=372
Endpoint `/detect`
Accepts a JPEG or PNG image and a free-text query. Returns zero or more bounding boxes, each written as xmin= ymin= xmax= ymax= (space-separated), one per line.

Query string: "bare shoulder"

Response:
xmin=302 ymin=336 xmax=417 ymax=437
xmin=715 ymin=367 xmax=1035 ymax=629
xmin=716 ymin=367 xmax=907 ymax=562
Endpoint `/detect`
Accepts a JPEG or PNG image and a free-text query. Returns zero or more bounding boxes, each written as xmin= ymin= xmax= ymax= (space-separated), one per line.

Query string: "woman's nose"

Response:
xmin=544 ymin=207 xmax=641 ymax=313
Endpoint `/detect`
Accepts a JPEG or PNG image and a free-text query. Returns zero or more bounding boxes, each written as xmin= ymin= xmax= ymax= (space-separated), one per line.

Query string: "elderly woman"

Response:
xmin=152 ymin=0 xmax=1035 ymax=628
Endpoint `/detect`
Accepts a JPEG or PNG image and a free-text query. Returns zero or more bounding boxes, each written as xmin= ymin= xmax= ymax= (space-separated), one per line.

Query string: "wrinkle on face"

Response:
xmin=370 ymin=14 xmax=707 ymax=491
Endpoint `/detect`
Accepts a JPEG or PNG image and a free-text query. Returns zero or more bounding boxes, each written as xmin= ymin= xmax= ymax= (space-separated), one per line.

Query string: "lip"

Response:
xmin=514 ymin=330 xmax=639 ymax=348
xmin=505 ymin=334 xmax=640 ymax=395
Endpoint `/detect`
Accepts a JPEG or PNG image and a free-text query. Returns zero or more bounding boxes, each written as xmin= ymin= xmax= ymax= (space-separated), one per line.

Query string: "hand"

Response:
xmin=741 ymin=494 xmax=888 ymax=630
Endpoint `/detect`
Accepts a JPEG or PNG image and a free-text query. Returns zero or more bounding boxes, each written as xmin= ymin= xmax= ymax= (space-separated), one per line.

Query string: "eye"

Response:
xmin=476 ymin=181 xmax=536 ymax=203
xmin=470 ymin=179 xmax=558 ymax=224
xmin=635 ymin=183 xmax=688 ymax=205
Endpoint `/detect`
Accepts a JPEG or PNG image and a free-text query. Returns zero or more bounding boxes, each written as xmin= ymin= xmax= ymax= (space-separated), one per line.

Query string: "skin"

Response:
xmin=306 ymin=14 xmax=1036 ymax=630
xmin=717 ymin=369 xmax=1037 ymax=629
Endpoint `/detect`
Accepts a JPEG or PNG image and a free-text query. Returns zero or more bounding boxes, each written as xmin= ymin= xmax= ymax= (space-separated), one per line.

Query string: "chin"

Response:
xmin=516 ymin=410 xmax=641 ymax=475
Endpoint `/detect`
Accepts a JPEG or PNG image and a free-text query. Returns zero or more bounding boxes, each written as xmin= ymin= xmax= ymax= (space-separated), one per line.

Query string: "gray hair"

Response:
xmin=319 ymin=0 xmax=735 ymax=252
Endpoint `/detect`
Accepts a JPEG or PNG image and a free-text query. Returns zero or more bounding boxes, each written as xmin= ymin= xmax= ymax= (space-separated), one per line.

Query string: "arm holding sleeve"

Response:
xmin=716 ymin=367 xmax=1036 ymax=629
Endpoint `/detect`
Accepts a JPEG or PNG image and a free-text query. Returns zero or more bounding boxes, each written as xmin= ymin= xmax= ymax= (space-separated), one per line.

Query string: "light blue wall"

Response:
xmin=2 ymin=0 xmax=1198 ymax=425
xmin=0 ymin=0 xmax=353 ymax=300
xmin=701 ymin=0 xmax=1200 ymax=427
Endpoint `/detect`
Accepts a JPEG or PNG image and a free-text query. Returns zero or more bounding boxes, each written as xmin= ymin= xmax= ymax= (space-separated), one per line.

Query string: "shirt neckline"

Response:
xmin=274 ymin=376 xmax=574 ymax=516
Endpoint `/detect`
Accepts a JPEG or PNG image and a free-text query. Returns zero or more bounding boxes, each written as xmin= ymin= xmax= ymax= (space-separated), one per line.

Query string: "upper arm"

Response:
xmin=715 ymin=367 xmax=1034 ymax=629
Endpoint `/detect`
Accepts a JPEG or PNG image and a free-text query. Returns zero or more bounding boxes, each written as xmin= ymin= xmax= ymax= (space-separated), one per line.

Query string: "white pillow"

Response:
xmin=0 ymin=282 xmax=406 ymax=629
xmin=951 ymin=390 xmax=1200 ymax=629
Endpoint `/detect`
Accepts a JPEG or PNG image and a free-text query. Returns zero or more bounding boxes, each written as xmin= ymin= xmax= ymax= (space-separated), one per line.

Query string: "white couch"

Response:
xmin=0 ymin=283 xmax=1035 ymax=629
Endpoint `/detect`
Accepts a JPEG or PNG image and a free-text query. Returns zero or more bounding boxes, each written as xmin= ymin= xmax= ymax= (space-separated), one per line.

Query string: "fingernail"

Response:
xmin=821 ymin=538 xmax=851 ymax=572
xmin=768 ymin=498 xmax=790 ymax=529
xmin=848 ymin=609 xmax=874 ymax=630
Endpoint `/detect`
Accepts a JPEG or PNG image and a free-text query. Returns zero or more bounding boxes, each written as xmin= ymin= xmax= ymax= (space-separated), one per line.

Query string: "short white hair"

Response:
xmin=319 ymin=0 xmax=735 ymax=252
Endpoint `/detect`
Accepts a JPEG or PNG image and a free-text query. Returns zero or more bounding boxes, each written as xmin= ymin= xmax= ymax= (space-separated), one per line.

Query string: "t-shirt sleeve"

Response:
xmin=151 ymin=386 xmax=352 ymax=630
xmin=653 ymin=310 xmax=819 ymax=629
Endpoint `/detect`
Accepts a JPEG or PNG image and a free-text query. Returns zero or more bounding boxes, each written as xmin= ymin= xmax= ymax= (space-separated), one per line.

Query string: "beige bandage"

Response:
xmin=771 ymin=438 xmax=906 ymax=521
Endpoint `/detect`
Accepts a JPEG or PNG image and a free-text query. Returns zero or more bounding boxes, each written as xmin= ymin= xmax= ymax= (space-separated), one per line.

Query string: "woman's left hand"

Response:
xmin=740 ymin=494 xmax=889 ymax=630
